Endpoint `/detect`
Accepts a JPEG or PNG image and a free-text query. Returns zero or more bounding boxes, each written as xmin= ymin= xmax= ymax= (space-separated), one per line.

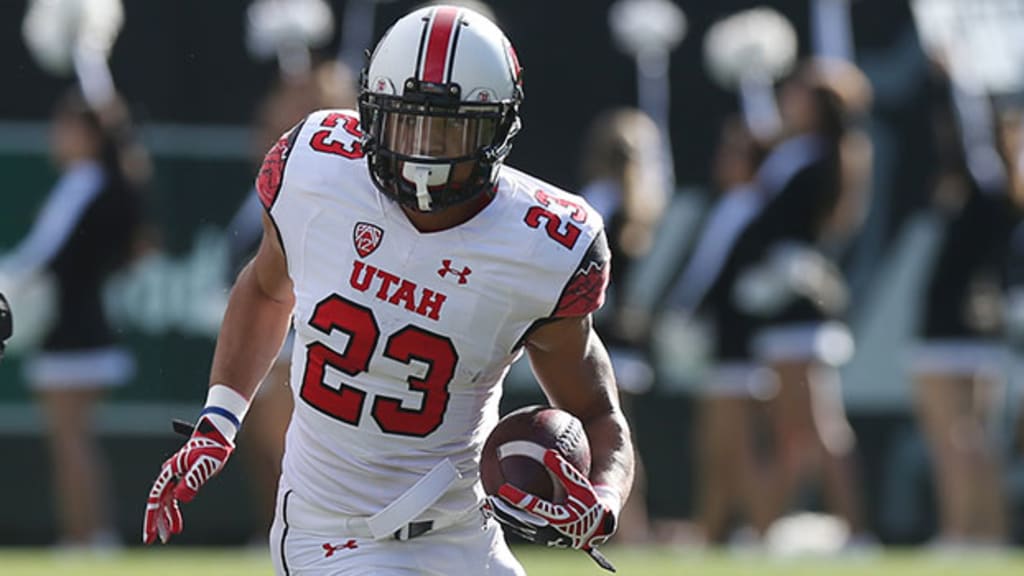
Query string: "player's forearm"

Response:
xmin=208 ymin=262 xmax=293 ymax=400
xmin=576 ymin=332 xmax=636 ymax=501
xmin=583 ymin=408 xmax=635 ymax=507
xmin=527 ymin=316 xmax=636 ymax=504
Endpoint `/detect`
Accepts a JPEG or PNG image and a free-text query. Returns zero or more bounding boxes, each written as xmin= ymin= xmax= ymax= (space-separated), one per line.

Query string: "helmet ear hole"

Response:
xmin=358 ymin=4 xmax=523 ymax=212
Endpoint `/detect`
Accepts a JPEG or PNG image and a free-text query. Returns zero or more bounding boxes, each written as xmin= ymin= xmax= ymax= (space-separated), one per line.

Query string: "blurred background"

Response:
xmin=1 ymin=0 xmax=1024 ymax=561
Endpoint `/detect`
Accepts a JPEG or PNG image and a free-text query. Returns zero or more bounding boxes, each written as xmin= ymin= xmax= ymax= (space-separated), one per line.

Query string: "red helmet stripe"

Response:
xmin=506 ymin=42 xmax=521 ymax=83
xmin=421 ymin=6 xmax=459 ymax=83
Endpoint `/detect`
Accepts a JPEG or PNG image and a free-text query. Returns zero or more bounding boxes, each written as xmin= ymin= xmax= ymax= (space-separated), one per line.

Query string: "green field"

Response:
xmin=2 ymin=546 xmax=1023 ymax=575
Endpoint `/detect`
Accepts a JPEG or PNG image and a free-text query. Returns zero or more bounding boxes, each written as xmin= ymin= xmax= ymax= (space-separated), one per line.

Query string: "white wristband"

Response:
xmin=198 ymin=384 xmax=250 ymax=443
xmin=594 ymin=485 xmax=622 ymax=518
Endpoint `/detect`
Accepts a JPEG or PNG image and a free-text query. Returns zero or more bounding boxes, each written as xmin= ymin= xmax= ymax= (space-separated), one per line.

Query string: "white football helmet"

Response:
xmin=359 ymin=5 xmax=523 ymax=212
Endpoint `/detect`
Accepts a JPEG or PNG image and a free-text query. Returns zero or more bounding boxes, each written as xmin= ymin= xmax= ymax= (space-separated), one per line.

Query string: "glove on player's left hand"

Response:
xmin=484 ymin=449 xmax=618 ymax=571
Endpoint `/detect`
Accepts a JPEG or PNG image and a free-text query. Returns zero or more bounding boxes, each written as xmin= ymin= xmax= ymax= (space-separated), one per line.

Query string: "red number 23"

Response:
xmin=309 ymin=112 xmax=365 ymax=159
xmin=524 ymin=189 xmax=587 ymax=249
xmin=300 ymin=294 xmax=458 ymax=437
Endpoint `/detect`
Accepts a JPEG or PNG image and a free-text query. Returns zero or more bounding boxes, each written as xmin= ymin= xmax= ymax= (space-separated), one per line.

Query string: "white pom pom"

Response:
xmin=22 ymin=0 xmax=80 ymax=75
xmin=0 ymin=270 xmax=56 ymax=354
xmin=609 ymin=0 xmax=687 ymax=57
xmin=703 ymin=7 xmax=797 ymax=89
xmin=246 ymin=0 xmax=335 ymax=60
xmin=22 ymin=0 xmax=123 ymax=77
xmin=913 ymin=0 xmax=1024 ymax=95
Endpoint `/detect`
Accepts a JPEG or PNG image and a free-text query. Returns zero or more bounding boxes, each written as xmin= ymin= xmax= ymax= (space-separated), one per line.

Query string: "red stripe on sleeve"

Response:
xmin=553 ymin=233 xmax=611 ymax=318
xmin=553 ymin=264 xmax=609 ymax=317
xmin=422 ymin=7 xmax=459 ymax=83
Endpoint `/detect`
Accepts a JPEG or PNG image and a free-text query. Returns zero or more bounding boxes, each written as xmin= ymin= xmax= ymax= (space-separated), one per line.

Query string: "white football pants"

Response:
xmin=269 ymin=481 xmax=525 ymax=575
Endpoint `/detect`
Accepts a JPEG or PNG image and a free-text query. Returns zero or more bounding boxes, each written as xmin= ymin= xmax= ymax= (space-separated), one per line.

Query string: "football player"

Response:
xmin=142 ymin=5 xmax=634 ymax=574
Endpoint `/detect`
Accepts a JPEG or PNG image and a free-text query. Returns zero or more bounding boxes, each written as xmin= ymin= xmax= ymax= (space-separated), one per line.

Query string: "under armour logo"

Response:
xmin=438 ymin=259 xmax=471 ymax=284
xmin=322 ymin=540 xmax=358 ymax=557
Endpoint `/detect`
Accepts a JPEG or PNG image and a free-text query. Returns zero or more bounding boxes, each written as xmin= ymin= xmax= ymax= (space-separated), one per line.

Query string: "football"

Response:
xmin=480 ymin=405 xmax=591 ymax=502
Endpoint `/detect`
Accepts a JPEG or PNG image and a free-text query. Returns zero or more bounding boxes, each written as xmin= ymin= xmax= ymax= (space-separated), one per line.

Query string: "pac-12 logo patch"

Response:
xmin=353 ymin=222 xmax=383 ymax=258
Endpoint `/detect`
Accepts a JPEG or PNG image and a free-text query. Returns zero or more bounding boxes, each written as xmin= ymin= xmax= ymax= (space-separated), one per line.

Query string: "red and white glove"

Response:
xmin=485 ymin=449 xmax=620 ymax=571
xmin=143 ymin=385 xmax=248 ymax=544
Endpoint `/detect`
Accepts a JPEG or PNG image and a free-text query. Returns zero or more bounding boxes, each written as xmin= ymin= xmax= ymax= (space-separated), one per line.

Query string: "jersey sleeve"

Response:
xmin=256 ymin=119 xmax=306 ymax=211
xmin=552 ymin=230 xmax=611 ymax=318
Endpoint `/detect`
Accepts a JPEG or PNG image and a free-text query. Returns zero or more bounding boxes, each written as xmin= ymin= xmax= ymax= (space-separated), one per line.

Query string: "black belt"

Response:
xmin=393 ymin=520 xmax=434 ymax=541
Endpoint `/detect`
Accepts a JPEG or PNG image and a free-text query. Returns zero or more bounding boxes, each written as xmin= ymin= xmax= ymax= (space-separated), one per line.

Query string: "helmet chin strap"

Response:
xmin=402 ymin=162 xmax=451 ymax=212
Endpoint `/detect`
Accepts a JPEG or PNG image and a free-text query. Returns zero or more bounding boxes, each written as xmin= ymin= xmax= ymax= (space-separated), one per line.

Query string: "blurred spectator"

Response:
xmin=0 ymin=88 xmax=148 ymax=548
xmin=733 ymin=58 xmax=873 ymax=544
xmin=667 ymin=116 xmax=774 ymax=544
xmin=910 ymin=63 xmax=1023 ymax=549
xmin=578 ymin=107 xmax=669 ymax=544
xmin=224 ymin=58 xmax=357 ymax=541
xmin=1012 ymin=123 xmax=1024 ymax=459
xmin=996 ymin=103 xmax=1024 ymax=534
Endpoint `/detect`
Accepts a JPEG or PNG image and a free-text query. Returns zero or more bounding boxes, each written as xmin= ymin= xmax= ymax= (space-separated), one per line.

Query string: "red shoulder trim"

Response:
xmin=553 ymin=232 xmax=611 ymax=318
xmin=257 ymin=136 xmax=289 ymax=209
xmin=256 ymin=120 xmax=303 ymax=210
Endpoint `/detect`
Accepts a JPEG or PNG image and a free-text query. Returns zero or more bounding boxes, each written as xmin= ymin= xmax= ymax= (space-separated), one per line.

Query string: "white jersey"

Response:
xmin=256 ymin=109 xmax=610 ymax=520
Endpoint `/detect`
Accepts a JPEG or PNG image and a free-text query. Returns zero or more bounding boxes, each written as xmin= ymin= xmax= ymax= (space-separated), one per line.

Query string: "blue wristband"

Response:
xmin=199 ymin=406 xmax=241 ymax=432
